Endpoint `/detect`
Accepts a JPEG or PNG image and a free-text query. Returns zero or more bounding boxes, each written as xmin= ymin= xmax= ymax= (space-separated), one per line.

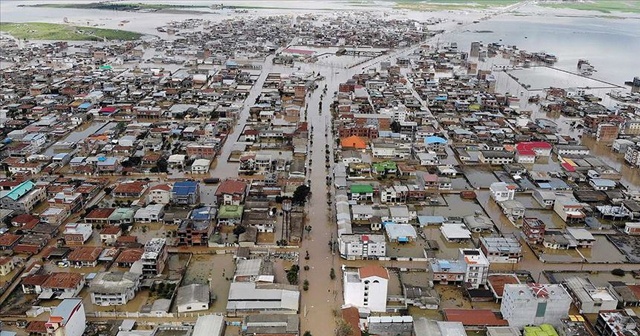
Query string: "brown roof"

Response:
xmin=341 ymin=306 xmax=362 ymax=336
xmin=487 ymin=274 xmax=520 ymax=297
xmin=117 ymin=235 xmax=138 ymax=243
xmin=0 ymin=257 xmax=12 ymax=266
xmin=42 ymin=272 xmax=83 ymax=289
xmin=67 ymin=247 xmax=103 ymax=262
xmin=358 ymin=265 xmax=388 ymax=280
xmin=100 ymin=226 xmax=122 ymax=235
xmin=115 ymin=248 xmax=143 ymax=264
xmin=0 ymin=233 xmax=21 ymax=247
xmin=22 ymin=274 xmax=50 ymax=286
xmin=215 ymin=179 xmax=247 ymax=196
xmin=26 ymin=320 xmax=47 ymax=333
xmin=149 ymin=183 xmax=172 ymax=192
xmin=112 ymin=181 xmax=147 ymax=194
xmin=443 ymin=309 xmax=509 ymax=326
xmin=11 ymin=213 xmax=39 ymax=225
xmin=86 ymin=208 xmax=115 ymax=219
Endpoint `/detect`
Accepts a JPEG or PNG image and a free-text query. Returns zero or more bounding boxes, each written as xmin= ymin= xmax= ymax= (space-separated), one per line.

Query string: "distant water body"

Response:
xmin=1 ymin=0 xmax=639 ymax=85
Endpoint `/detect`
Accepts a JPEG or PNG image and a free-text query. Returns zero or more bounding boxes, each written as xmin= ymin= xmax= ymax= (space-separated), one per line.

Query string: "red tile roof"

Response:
xmin=86 ymin=208 xmax=115 ymax=219
xmin=0 ymin=233 xmax=21 ymax=247
xmin=22 ymin=274 xmax=50 ymax=286
xmin=41 ymin=272 xmax=83 ymax=289
xmin=100 ymin=226 xmax=122 ymax=235
xmin=443 ymin=309 xmax=508 ymax=326
xmin=359 ymin=265 xmax=388 ymax=280
xmin=67 ymin=247 xmax=103 ymax=262
xmin=26 ymin=321 xmax=47 ymax=334
xmin=487 ymin=274 xmax=520 ymax=297
xmin=149 ymin=183 xmax=172 ymax=192
xmin=215 ymin=179 xmax=247 ymax=196
xmin=115 ymin=248 xmax=143 ymax=264
xmin=341 ymin=306 xmax=362 ymax=336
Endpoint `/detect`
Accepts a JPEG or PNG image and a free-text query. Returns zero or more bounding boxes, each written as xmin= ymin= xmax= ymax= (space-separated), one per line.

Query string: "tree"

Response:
xmin=155 ymin=158 xmax=168 ymax=173
xmin=390 ymin=120 xmax=401 ymax=133
xmin=336 ymin=319 xmax=354 ymax=336
xmin=330 ymin=268 xmax=336 ymax=280
xmin=233 ymin=225 xmax=246 ymax=237
xmin=103 ymin=187 xmax=113 ymax=195
xmin=292 ymin=185 xmax=311 ymax=206
xmin=612 ymin=268 xmax=625 ymax=276
xmin=303 ymin=279 xmax=309 ymax=291
xmin=303 ymin=332 xmax=312 ymax=336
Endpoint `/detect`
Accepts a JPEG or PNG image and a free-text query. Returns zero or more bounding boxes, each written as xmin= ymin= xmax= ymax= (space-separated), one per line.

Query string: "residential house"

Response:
xmin=500 ymin=284 xmax=572 ymax=329
xmin=343 ymin=265 xmax=389 ymax=312
xmin=63 ymin=223 xmax=93 ymax=246
xmin=112 ymin=181 xmax=148 ymax=198
xmin=479 ymin=151 xmax=515 ymax=165
xmin=191 ymin=159 xmax=212 ymax=174
xmin=147 ymin=184 xmax=172 ymax=205
xmin=350 ymin=184 xmax=374 ymax=202
xmin=176 ymin=284 xmax=210 ymax=313
xmin=566 ymin=228 xmax=596 ymax=248
xmin=523 ymin=218 xmax=546 ymax=244
xmin=430 ymin=249 xmax=490 ymax=289
xmin=479 ymin=236 xmax=522 ymax=263
xmin=554 ymin=196 xmax=586 ymax=223
xmin=67 ymin=247 xmax=102 ymax=267
xmin=215 ymin=180 xmax=247 ymax=206
xmin=490 ymin=182 xmax=517 ymax=202
xmin=141 ymin=238 xmax=168 ymax=277
xmin=0 ymin=180 xmax=47 ymax=213
xmin=40 ymin=272 xmax=85 ymax=299
xmin=114 ymin=248 xmax=143 ymax=268
xmin=40 ymin=206 xmax=69 ymax=226
xmin=45 ymin=298 xmax=85 ymax=336
xmin=134 ymin=204 xmax=165 ymax=223
xmin=217 ymin=205 xmax=243 ymax=226
xmin=171 ymin=181 xmax=200 ymax=205
xmin=338 ymin=235 xmax=387 ymax=260
xmin=563 ymin=276 xmax=618 ymax=314
xmin=99 ymin=226 xmax=122 ymax=245
xmin=90 ymin=271 xmax=141 ymax=306
xmin=0 ymin=257 xmax=15 ymax=276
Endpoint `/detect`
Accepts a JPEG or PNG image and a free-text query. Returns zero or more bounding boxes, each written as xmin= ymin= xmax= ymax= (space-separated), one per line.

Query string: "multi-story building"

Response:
xmin=523 ymin=217 xmax=546 ymax=244
xmin=338 ymin=235 xmax=386 ymax=260
xmin=0 ymin=180 xmax=46 ymax=213
xmin=343 ymin=265 xmax=389 ymax=312
xmin=171 ymin=181 xmax=200 ymax=205
xmin=490 ymin=182 xmax=517 ymax=202
xmin=90 ymin=271 xmax=141 ymax=306
xmin=500 ymin=283 xmax=572 ymax=329
xmin=554 ymin=196 xmax=586 ymax=223
xmin=215 ymin=179 xmax=247 ymax=206
xmin=625 ymin=143 xmax=640 ymax=168
xmin=45 ymin=298 xmax=85 ymax=336
xmin=141 ymin=238 xmax=168 ymax=278
xmin=479 ymin=236 xmax=522 ymax=263
xmin=146 ymin=184 xmax=172 ymax=205
xmin=594 ymin=310 xmax=640 ymax=336
xmin=563 ymin=277 xmax=618 ymax=314
xmin=63 ymin=223 xmax=93 ymax=245
xmin=430 ymin=249 xmax=490 ymax=289
xmin=479 ymin=151 xmax=515 ymax=165
xmin=596 ymin=123 xmax=620 ymax=142
xmin=178 ymin=219 xmax=213 ymax=246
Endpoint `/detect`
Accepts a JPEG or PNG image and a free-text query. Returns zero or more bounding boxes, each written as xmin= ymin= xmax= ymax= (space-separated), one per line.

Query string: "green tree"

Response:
xmin=390 ymin=120 xmax=401 ymax=133
xmin=292 ymin=185 xmax=311 ymax=205
xmin=233 ymin=225 xmax=246 ymax=237
xmin=303 ymin=332 xmax=312 ymax=336
xmin=303 ymin=279 xmax=309 ymax=291
xmin=330 ymin=268 xmax=336 ymax=280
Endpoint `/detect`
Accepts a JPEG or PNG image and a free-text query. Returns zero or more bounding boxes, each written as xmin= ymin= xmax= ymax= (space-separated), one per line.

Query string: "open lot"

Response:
xmin=0 ymin=22 xmax=142 ymax=41
xmin=180 ymin=254 xmax=235 ymax=313
xmin=581 ymin=235 xmax=627 ymax=263
xmin=607 ymin=235 xmax=640 ymax=263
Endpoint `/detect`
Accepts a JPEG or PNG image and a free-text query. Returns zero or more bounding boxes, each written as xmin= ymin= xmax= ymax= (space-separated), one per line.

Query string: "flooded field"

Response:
xmin=581 ymin=235 xmax=627 ymax=264
xmin=509 ymin=66 xmax=620 ymax=91
xmin=180 ymin=254 xmax=235 ymax=313
xmin=462 ymin=166 xmax=500 ymax=189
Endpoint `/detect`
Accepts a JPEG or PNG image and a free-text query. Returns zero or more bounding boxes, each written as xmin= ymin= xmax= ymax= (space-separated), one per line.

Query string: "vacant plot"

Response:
xmin=0 ymin=22 xmax=142 ymax=41
xmin=539 ymin=0 xmax=640 ymax=14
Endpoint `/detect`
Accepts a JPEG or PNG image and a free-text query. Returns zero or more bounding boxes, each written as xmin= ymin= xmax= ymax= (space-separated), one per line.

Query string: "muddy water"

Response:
xmin=43 ymin=121 xmax=115 ymax=156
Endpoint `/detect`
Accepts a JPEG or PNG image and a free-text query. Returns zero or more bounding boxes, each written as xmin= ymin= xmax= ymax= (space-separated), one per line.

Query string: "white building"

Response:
xmin=500 ymin=283 xmax=572 ymax=329
xmin=176 ymin=284 xmax=210 ymax=313
xmin=134 ymin=204 xmax=165 ymax=223
xmin=191 ymin=159 xmax=212 ymax=174
xmin=338 ymin=234 xmax=386 ymax=260
xmin=563 ymin=277 xmax=618 ymax=314
xmin=343 ymin=265 xmax=389 ymax=313
xmin=90 ymin=272 xmax=141 ymax=306
xmin=490 ymin=182 xmax=516 ymax=202
xmin=147 ymin=184 xmax=172 ymax=205
xmin=554 ymin=196 xmax=586 ymax=223
xmin=459 ymin=249 xmax=490 ymax=289
xmin=45 ymin=298 xmax=85 ymax=336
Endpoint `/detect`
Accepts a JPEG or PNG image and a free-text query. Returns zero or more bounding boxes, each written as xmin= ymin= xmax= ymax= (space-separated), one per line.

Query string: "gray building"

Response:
xmin=501 ymin=283 xmax=571 ymax=329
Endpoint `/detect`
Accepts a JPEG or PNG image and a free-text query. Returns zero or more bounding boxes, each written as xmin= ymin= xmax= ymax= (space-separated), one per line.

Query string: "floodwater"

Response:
xmin=44 ymin=121 xmax=115 ymax=156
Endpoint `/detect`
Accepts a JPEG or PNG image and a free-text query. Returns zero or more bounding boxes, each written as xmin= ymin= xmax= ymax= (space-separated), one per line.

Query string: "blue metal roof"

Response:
xmin=4 ymin=180 xmax=35 ymax=201
xmin=425 ymin=136 xmax=446 ymax=144
xmin=172 ymin=181 xmax=199 ymax=195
